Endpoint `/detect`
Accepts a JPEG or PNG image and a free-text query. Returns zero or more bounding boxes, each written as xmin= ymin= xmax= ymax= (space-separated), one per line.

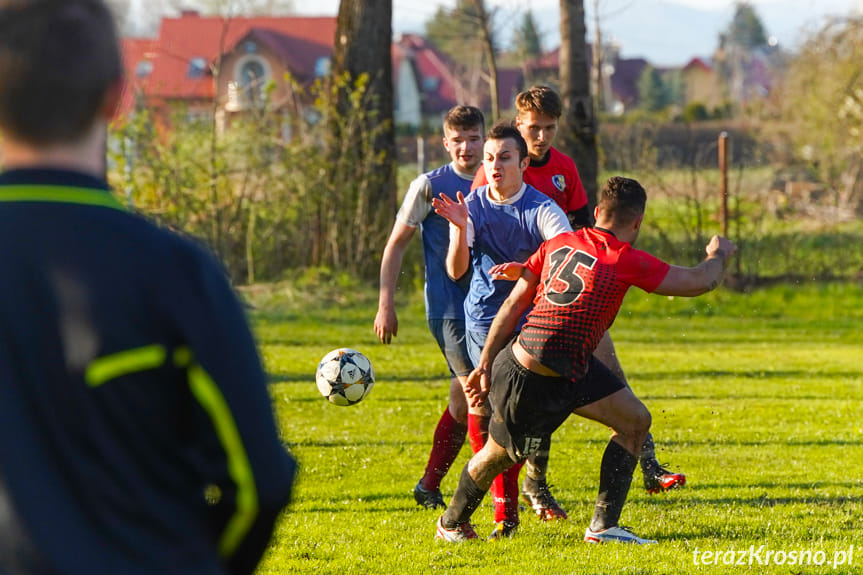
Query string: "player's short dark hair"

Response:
xmin=0 ymin=0 xmax=122 ymax=146
xmin=486 ymin=122 xmax=528 ymax=162
xmin=443 ymin=105 xmax=485 ymax=134
xmin=598 ymin=176 xmax=647 ymax=224
xmin=515 ymin=85 xmax=562 ymax=119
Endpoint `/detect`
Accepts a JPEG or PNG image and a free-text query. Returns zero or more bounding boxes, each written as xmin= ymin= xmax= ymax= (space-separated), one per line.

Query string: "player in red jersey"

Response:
xmin=474 ymin=87 xmax=684 ymax=526
xmin=435 ymin=176 xmax=736 ymax=544
xmin=472 ymin=85 xmax=589 ymax=228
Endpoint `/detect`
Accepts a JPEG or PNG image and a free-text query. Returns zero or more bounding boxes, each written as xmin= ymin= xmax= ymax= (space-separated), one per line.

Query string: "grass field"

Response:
xmin=247 ymin=281 xmax=863 ymax=574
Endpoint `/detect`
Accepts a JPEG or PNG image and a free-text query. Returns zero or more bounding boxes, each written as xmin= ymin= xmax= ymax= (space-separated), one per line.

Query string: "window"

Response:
xmin=233 ymin=56 xmax=270 ymax=108
xmin=315 ymin=57 xmax=331 ymax=78
xmin=240 ymin=60 xmax=265 ymax=88
xmin=135 ymin=60 xmax=153 ymax=78
xmin=187 ymin=57 xmax=208 ymax=79
xmin=422 ymin=76 xmax=440 ymax=92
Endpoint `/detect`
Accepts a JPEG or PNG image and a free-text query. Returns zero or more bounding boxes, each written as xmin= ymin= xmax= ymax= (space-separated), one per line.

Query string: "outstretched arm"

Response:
xmin=374 ymin=221 xmax=416 ymax=344
xmin=654 ymin=235 xmax=737 ymax=297
xmin=431 ymin=191 xmax=471 ymax=280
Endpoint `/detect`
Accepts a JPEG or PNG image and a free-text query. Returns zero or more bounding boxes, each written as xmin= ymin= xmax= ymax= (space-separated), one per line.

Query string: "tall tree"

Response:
xmin=774 ymin=17 xmax=863 ymax=213
xmin=637 ymin=66 xmax=670 ymax=112
xmin=727 ymin=1 xmax=768 ymax=49
xmin=716 ymin=2 xmax=768 ymax=111
xmin=468 ymin=0 xmax=500 ymax=122
xmin=558 ymin=0 xmax=598 ymax=209
xmin=513 ymin=10 xmax=542 ymax=64
xmin=330 ymin=0 xmax=396 ymax=276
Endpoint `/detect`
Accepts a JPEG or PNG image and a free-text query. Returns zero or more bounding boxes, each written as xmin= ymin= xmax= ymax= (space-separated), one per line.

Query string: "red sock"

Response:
xmin=467 ymin=412 xmax=489 ymax=455
xmin=492 ymin=461 xmax=524 ymax=523
xmin=420 ymin=407 xmax=466 ymax=491
xmin=505 ymin=461 xmax=524 ymax=522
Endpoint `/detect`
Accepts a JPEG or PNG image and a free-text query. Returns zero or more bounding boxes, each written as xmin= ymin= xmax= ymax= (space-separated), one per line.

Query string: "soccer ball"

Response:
xmin=315 ymin=348 xmax=375 ymax=406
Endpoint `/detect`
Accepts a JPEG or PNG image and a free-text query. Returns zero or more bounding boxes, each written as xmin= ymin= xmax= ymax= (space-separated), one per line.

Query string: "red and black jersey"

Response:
xmin=472 ymin=147 xmax=587 ymax=213
xmin=518 ymin=227 xmax=670 ymax=383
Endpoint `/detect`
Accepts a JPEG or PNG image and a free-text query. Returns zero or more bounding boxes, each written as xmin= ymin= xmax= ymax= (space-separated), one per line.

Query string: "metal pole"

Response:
xmin=718 ymin=131 xmax=728 ymax=238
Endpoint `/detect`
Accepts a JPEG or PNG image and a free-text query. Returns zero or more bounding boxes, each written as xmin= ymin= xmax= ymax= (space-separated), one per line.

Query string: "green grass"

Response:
xmin=248 ymin=281 xmax=863 ymax=574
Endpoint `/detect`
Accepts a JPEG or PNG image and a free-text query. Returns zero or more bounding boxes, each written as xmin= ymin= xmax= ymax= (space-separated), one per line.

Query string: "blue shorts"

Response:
xmin=467 ymin=328 xmax=517 ymax=368
xmin=465 ymin=329 xmax=487 ymax=368
xmin=428 ymin=318 xmax=473 ymax=377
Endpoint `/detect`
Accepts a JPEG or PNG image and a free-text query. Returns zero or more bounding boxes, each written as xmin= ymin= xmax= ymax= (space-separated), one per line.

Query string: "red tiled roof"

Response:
xmin=683 ymin=57 xmax=713 ymax=72
xmin=119 ymin=12 xmax=336 ymax=115
xmin=396 ymin=34 xmax=460 ymax=113
xmin=393 ymin=33 xmax=523 ymax=115
xmin=117 ymin=37 xmax=154 ymax=119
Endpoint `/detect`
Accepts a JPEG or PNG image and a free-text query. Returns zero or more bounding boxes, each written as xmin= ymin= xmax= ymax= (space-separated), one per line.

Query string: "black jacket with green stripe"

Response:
xmin=0 ymin=168 xmax=296 ymax=575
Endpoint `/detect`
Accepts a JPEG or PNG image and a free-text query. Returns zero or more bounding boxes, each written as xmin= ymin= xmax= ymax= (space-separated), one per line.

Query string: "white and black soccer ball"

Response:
xmin=315 ymin=348 xmax=375 ymax=406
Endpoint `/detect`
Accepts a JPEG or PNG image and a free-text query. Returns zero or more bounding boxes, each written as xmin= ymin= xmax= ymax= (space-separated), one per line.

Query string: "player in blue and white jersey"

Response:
xmin=375 ymin=106 xmax=485 ymax=510
xmin=432 ymin=123 xmax=571 ymax=538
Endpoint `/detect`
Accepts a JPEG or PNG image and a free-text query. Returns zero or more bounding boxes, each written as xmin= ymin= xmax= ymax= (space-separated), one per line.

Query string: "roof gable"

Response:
xmin=226 ymin=28 xmax=332 ymax=83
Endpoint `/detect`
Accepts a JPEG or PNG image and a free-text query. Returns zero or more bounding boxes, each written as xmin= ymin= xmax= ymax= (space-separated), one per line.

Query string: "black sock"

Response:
xmin=639 ymin=433 xmax=658 ymax=474
xmin=590 ymin=440 xmax=638 ymax=532
xmin=441 ymin=465 xmax=487 ymax=528
xmin=524 ymin=435 xmax=550 ymax=489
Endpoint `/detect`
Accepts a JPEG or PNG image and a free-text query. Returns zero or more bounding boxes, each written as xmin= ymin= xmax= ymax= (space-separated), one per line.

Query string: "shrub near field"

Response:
xmin=247 ymin=280 xmax=863 ymax=575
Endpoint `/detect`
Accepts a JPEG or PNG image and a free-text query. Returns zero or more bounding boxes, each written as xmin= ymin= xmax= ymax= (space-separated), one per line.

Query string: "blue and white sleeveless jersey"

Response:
xmin=396 ymin=163 xmax=474 ymax=319
xmin=460 ymin=183 xmax=571 ymax=333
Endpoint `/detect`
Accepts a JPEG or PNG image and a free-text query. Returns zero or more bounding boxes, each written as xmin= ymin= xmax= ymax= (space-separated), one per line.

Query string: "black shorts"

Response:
xmin=488 ymin=343 xmax=626 ymax=461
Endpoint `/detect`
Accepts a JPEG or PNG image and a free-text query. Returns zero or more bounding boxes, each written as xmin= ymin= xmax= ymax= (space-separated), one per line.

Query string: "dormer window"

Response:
xmin=135 ymin=60 xmax=153 ymax=78
xmin=314 ymin=57 xmax=331 ymax=77
xmin=422 ymin=76 xmax=440 ymax=92
xmin=188 ymin=57 xmax=208 ymax=79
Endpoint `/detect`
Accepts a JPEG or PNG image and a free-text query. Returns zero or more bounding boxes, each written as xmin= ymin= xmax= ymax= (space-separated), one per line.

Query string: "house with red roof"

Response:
xmin=118 ymin=11 xmax=336 ymax=127
xmin=393 ymin=33 xmax=524 ymax=127
xmin=119 ymin=12 xmax=526 ymax=134
xmin=681 ymin=57 xmax=724 ymax=111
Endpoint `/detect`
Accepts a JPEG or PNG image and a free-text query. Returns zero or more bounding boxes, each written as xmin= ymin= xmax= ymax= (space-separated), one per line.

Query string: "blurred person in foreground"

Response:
xmin=0 ymin=1 xmax=296 ymax=573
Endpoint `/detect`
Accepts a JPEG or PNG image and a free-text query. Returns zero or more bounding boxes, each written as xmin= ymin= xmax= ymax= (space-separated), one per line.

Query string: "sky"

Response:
xmin=298 ymin=0 xmax=863 ymax=66
xmin=131 ymin=0 xmax=863 ymax=66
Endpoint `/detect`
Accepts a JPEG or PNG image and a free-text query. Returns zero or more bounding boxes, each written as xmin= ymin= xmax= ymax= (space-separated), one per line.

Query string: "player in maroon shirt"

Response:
xmin=435 ymin=176 xmax=736 ymax=544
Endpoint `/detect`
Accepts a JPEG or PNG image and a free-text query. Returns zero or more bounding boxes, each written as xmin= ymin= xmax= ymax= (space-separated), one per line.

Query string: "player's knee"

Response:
xmin=448 ymin=378 xmax=468 ymax=423
xmin=448 ymin=401 xmax=467 ymax=423
xmin=633 ymin=403 xmax=651 ymax=435
xmin=617 ymin=402 xmax=650 ymax=438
